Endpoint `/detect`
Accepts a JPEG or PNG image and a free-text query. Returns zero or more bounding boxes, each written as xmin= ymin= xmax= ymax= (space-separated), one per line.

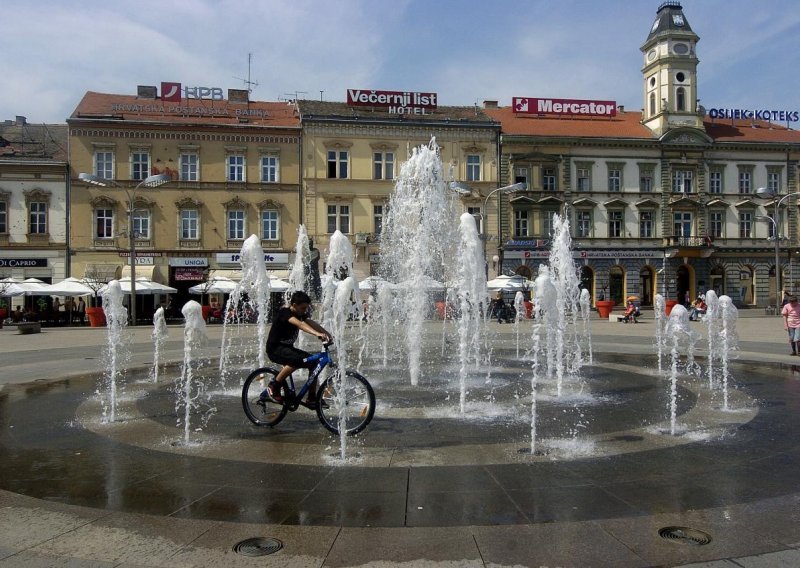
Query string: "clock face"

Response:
xmin=673 ymin=43 xmax=689 ymax=55
xmin=651 ymin=18 xmax=660 ymax=33
xmin=672 ymin=14 xmax=685 ymax=26
xmin=648 ymin=49 xmax=657 ymax=61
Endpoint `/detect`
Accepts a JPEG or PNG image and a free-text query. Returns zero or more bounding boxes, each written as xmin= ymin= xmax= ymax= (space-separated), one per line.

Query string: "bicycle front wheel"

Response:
xmin=317 ymin=369 xmax=375 ymax=436
xmin=242 ymin=367 xmax=288 ymax=427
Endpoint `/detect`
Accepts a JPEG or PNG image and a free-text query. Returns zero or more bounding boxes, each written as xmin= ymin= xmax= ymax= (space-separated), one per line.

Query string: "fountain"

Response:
xmin=176 ymin=300 xmax=213 ymax=445
xmin=664 ymin=304 xmax=699 ymax=435
xmin=150 ymin=306 xmax=168 ymax=383
xmin=99 ymin=280 xmax=130 ymax=422
xmin=513 ymin=291 xmax=525 ymax=358
xmin=717 ymin=295 xmax=739 ymax=410
xmin=654 ymin=293 xmax=666 ymax=372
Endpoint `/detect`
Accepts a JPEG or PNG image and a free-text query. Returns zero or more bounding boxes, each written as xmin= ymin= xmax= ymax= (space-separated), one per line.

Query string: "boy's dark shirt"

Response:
xmin=267 ymin=307 xmax=308 ymax=349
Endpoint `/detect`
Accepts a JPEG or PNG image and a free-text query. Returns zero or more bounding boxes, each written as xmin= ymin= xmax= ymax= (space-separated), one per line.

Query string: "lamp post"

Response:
xmin=78 ymin=173 xmax=171 ymax=325
xmin=756 ymin=186 xmax=800 ymax=307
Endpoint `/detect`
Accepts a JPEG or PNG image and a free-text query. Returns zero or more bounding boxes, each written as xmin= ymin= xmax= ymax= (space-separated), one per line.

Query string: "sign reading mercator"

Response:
xmin=347 ymin=89 xmax=437 ymax=114
xmin=513 ymin=97 xmax=617 ymax=117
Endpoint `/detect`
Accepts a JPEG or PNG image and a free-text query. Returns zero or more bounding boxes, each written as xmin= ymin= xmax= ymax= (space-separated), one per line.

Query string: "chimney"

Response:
xmin=137 ymin=85 xmax=157 ymax=99
xmin=15 ymin=115 xmax=27 ymax=125
xmin=228 ymin=89 xmax=249 ymax=104
xmin=483 ymin=100 xmax=499 ymax=109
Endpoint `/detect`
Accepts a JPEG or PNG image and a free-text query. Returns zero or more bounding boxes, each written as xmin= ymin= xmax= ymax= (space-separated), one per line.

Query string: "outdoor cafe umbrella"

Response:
xmin=0 ymin=279 xmax=26 ymax=298
xmin=100 ymin=277 xmax=177 ymax=296
xmin=486 ymin=274 xmax=534 ymax=292
xmin=38 ymin=277 xmax=95 ymax=297
xmin=188 ymin=276 xmax=238 ymax=295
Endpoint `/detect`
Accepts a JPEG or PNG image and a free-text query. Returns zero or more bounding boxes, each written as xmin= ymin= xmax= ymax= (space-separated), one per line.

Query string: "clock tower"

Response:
xmin=641 ymin=1 xmax=703 ymax=136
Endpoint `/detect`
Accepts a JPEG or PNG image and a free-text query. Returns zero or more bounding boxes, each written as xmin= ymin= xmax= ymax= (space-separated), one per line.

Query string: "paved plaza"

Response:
xmin=1 ymin=312 xmax=799 ymax=567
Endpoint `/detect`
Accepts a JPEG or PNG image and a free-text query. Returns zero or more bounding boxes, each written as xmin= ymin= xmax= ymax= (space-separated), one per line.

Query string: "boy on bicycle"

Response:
xmin=263 ymin=290 xmax=333 ymax=408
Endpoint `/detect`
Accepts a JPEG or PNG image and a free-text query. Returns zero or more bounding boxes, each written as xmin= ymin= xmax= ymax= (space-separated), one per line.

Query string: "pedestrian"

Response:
xmin=76 ymin=297 xmax=86 ymax=325
xmin=781 ymin=295 xmax=800 ymax=356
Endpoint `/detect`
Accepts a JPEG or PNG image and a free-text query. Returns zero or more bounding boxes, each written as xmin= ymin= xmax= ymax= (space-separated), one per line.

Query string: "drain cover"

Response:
xmin=233 ymin=537 xmax=283 ymax=556
xmin=658 ymin=527 xmax=712 ymax=546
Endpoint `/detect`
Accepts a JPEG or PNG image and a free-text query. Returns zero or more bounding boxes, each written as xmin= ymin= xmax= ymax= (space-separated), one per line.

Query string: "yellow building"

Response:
xmin=68 ymin=86 xmax=301 ymax=318
xmin=297 ymin=96 xmax=500 ymax=279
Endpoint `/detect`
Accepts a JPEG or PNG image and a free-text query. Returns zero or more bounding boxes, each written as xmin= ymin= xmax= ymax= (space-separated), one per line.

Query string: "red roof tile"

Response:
xmin=485 ymin=106 xmax=800 ymax=145
xmin=68 ymin=92 xmax=300 ymax=129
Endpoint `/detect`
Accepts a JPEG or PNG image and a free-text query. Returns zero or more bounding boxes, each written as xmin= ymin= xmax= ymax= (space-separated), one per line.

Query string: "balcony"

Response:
xmin=665 ymin=236 xmax=711 ymax=247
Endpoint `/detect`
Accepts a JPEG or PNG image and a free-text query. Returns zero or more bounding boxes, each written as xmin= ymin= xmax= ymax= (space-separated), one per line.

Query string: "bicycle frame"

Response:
xmin=283 ymin=343 xmax=332 ymax=402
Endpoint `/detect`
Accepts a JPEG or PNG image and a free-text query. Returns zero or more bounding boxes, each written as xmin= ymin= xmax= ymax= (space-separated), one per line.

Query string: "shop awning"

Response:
xmin=121 ymin=265 xmax=162 ymax=282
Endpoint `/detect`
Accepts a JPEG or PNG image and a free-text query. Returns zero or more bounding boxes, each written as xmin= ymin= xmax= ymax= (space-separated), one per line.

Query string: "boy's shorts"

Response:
xmin=267 ymin=344 xmax=312 ymax=367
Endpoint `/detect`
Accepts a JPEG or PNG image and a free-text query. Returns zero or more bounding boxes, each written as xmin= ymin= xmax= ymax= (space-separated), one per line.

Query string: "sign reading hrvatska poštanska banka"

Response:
xmin=513 ymin=97 xmax=617 ymax=117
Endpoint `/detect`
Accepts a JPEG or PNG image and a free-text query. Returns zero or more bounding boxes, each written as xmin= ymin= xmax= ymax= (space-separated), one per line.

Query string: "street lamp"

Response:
xmin=78 ymin=173 xmax=171 ymax=325
xmin=756 ymin=186 xmax=800 ymax=307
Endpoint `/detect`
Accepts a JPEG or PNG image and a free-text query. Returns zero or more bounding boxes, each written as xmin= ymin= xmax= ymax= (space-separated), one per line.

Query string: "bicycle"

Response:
xmin=241 ymin=341 xmax=376 ymax=436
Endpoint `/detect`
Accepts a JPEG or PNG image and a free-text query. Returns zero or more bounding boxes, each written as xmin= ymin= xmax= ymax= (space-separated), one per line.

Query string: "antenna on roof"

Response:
xmin=233 ymin=53 xmax=259 ymax=94
xmin=281 ymin=91 xmax=308 ymax=103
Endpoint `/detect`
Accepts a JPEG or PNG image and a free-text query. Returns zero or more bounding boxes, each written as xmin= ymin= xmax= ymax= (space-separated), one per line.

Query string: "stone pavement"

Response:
xmin=0 ymin=313 xmax=799 ymax=567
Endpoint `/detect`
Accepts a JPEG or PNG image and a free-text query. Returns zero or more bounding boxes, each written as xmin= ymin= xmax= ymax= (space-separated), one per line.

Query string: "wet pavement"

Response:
xmin=1 ymin=315 xmax=800 ymax=566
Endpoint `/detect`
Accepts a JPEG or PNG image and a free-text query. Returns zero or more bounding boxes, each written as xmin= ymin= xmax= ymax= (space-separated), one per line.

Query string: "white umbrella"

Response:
xmin=268 ymin=276 xmax=290 ymax=292
xmin=0 ymin=280 xmax=26 ymax=297
xmin=39 ymin=277 xmax=95 ymax=296
xmin=17 ymin=278 xmax=50 ymax=295
xmin=359 ymin=276 xmax=389 ymax=290
xmin=100 ymin=277 xmax=177 ymax=296
xmin=188 ymin=276 xmax=238 ymax=295
xmin=486 ymin=274 xmax=533 ymax=292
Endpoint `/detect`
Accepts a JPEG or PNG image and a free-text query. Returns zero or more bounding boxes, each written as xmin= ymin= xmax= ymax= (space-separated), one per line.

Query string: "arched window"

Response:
xmin=676 ymin=87 xmax=686 ymax=111
xmin=649 ymin=93 xmax=656 ymax=116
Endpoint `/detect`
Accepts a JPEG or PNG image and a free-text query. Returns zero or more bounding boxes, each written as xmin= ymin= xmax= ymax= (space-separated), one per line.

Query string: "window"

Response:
xmin=327 ymin=150 xmax=349 ymax=179
xmin=29 ymin=202 xmax=47 ymax=234
xmin=514 ymin=167 xmax=529 ymax=187
xmin=575 ymin=163 xmax=592 ymax=191
xmin=180 ymin=209 xmax=199 ymax=240
xmin=649 ymin=92 xmax=656 ymax=116
xmin=95 ymin=151 xmax=114 ymax=179
xmin=672 ymin=170 xmax=693 ymax=193
xmin=709 ymin=170 xmax=723 ymax=194
xmin=576 ymin=211 xmax=591 ymax=237
xmin=373 ymin=152 xmax=394 ymax=180
xmin=373 ymin=204 xmax=384 ymax=236
xmin=227 ymin=154 xmax=245 ymax=182
xmin=639 ymin=211 xmax=654 ymax=237
xmin=327 ymin=204 xmax=350 ymax=233
xmin=467 ymin=206 xmax=482 ymax=233
xmin=261 ymin=155 xmax=279 ymax=183
xmin=738 ymin=170 xmax=752 ymax=193
xmin=542 ymin=210 xmax=557 ymax=236
xmin=0 ymin=200 xmax=6 ymax=233
xmin=673 ymin=212 xmax=692 ymax=237
xmin=466 ymin=154 xmax=481 ymax=182
xmin=543 ymin=167 xmax=556 ymax=191
xmin=132 ymin=210 xmax=150 ymax=239
xmin=639 ymin=170 xmax=653 ymax=192
xmin=95 ymin=208 xmax=114 ymax=239
xmin=608 ymin=210 xmax=623 ymax=238
xmin=608 ymin=165 xmax=622 ymax=192
xmin=676 ymin=87 xmax=686 ymax=111
xmin=180 ymin=153 xmax=199 ymax=181
xmin=739 ymin=212 xmax=752 ymax=238
xmin=261 ymin=210 xmax=279 ymax=241
xmin=709 ymin=211 xmax=723 ymax=238
xmin=131 ymin=151 xmax=150 ymax=181
xmin=227 ymin=210 xmax=245 ymax=240
xmin=514 ymin=210 xmax=529 ymax=237
xmin=767 ymin=170 xmax=780 ymax=194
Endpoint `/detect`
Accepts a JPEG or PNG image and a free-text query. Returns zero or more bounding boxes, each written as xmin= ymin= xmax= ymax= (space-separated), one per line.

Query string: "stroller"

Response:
xmin=619 ymin=300 xmax=641 ymax=323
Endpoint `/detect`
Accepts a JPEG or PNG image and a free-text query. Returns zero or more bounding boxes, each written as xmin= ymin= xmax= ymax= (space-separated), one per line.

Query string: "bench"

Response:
xmin=16 ymin=322 xmax=41 ymax=334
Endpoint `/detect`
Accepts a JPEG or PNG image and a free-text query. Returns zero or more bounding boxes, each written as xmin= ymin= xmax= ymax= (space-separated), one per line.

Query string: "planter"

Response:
xmin=596 ymin=300 xmax=615 ymax=318
xmin=202 ymin=305 xmax=212 ymax=322
xmin=0 ymin=308 xmax=6 ymax=320
xmin=665 ymin=300 xmax=679 ymax=316
xmin=86 ymin=306 xmax=106 ymax=327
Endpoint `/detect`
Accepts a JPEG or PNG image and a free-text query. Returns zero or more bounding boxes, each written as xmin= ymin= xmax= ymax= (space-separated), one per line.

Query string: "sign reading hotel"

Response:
xmin=513 ymin=97 xmax=617 ymax=117
xmin=347 ymin=89 xmax=437 ymax=115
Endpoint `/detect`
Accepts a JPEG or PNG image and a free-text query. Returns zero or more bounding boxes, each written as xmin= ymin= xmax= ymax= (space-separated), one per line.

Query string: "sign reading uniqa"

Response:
xmin=708 ymin=107 xmax=799 ymax=122
xmin=512 ymin=97 xmax=617 ymax=117
xmin=161 ymin=82 xmax=224 ymax=102
xmin=347 ymin=89 xmax=438 ymax=115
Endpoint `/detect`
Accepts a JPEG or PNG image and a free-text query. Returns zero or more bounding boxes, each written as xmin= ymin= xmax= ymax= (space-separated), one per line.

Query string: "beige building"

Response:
xmin=485 ymin=1 xmax=800 ymax=309
xmin=297 ymin=97 xmax=499 ymax=279
xmin=0 ymin=117 xmax=68 ymax=292
xmin=68 ymin=86 xmax=301 ymax=318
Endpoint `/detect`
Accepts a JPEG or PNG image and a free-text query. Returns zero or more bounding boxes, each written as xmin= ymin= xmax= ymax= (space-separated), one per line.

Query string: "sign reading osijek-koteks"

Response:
xmin=513 ymin=97 xmax=617 ymax=117
xmin=347 ymin=89 xmax=437 ymax=115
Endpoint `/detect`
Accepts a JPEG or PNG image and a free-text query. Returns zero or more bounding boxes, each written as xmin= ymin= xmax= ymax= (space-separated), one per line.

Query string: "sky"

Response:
xmin=2 ymin=0 xmax=799 ymax=124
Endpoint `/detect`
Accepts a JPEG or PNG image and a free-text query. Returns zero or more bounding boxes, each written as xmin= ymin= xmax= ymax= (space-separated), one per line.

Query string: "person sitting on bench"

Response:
xmin=619 ymin=300 xmax=639 ymax=323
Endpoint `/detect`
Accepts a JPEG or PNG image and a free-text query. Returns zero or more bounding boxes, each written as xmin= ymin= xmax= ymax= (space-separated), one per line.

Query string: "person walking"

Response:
xmin=781 ymin=295 xmax=800 ymax=355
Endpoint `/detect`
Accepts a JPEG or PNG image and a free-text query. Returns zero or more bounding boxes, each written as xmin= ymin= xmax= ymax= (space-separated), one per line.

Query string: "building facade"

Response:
xmin=68 ymin=86 xmax=301 ymax=317
xmin=297 ymin=97 xmax=499 ymax=279
xmin=0 ymin=117 xmax=69 ymax=288
xmin=485 ymin=1 xmax=800 ymax=308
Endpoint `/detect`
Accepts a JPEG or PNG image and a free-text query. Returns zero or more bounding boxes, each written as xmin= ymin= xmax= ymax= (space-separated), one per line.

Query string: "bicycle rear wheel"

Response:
xmin=317 ymin=368 xmax=375 ymax=436
xmin=242 ymin=367 xmax=288 ymax=427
